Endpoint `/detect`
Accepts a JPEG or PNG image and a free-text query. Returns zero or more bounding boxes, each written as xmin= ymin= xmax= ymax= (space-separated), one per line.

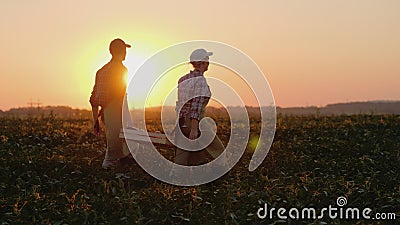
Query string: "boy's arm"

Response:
xmin=189 ymin=118 xmax=199 ymax=140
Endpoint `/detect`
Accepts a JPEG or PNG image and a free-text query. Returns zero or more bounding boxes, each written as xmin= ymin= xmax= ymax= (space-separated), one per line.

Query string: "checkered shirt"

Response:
xmin=176 ymin=70 xmax=211 ymax=120
xmin=90 ymin=61 xmax=127 ymax=107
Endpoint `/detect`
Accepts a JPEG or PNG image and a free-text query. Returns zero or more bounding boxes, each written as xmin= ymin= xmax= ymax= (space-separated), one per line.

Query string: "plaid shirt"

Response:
xmin=176 ymin=70 xmax=211 ymax=120
xmin=90 ymin=60 xmax=127 ymax=107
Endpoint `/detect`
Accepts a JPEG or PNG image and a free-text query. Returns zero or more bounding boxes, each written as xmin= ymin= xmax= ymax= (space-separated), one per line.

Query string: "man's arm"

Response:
xmin=92 ymin=106 xmax=101 ymax=136
xmin=90 ymin=71 xmax=101 ymax=136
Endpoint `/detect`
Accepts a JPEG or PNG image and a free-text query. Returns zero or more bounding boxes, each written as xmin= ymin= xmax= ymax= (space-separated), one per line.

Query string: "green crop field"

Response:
xmin=0 ymin=114 xmax=399 ymax=224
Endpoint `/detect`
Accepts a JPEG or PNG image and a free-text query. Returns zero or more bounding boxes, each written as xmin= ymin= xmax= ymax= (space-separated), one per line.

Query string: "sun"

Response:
xmin=123 ymin=43 xmax=191 ymax=109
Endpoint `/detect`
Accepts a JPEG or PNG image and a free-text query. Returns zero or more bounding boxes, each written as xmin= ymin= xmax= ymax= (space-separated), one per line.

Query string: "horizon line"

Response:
xmin=2 ymin=99 xmax=400 ymax=112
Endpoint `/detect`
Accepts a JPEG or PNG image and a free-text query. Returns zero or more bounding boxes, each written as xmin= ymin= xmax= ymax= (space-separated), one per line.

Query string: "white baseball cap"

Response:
xmin=190 ymin=48 xmax=213 ymax=62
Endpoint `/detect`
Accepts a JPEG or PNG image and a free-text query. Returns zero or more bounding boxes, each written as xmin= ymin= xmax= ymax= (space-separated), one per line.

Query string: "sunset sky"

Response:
xmin=1 ymin=0 xmax=399 ymax=110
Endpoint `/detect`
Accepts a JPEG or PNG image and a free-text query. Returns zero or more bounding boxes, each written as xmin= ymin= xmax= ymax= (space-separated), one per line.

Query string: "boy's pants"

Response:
xmin=175 ymin=117 xmax=225 ymax=166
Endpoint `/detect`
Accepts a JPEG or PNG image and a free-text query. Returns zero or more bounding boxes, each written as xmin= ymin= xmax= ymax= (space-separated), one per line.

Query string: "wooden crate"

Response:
xmin=119 ymin=127 xmax=172 ymax=145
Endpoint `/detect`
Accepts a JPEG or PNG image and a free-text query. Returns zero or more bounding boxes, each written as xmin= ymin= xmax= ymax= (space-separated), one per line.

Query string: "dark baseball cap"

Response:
xmin=109 ymin=38 xmax=131 ymax=55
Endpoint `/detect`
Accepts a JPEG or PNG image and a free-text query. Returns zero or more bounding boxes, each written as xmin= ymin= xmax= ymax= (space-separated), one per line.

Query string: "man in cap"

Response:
xmin=174 ymin=48 xmax=225 ymax=166
xmin=90 ymin=38 xmax=132 ymax=169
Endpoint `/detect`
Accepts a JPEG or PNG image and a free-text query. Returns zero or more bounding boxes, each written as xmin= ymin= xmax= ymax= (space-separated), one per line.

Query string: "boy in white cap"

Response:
xmin=175 ymin=49 xmax=225 ymax=165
